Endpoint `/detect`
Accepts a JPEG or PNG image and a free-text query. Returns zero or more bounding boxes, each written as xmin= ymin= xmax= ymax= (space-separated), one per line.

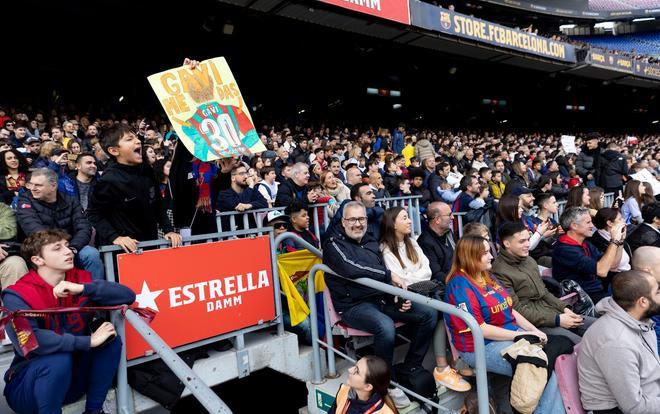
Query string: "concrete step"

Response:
xmin=1 ymin=330 xmax=315 ymax=413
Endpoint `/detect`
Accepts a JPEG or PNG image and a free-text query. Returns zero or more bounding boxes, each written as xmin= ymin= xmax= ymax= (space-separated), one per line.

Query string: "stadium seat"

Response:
xmin=323 ymin=287 xmax=404 ymax=337
xmin=555 ymin=345 xmax=586 ymax=414
xmin=572 ymin=32 xmax=660 ymax=57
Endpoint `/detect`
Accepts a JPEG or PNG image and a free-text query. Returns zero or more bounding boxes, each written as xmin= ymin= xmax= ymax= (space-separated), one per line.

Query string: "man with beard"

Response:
xmin=577 ymin=270 xmax=660 ymax=414
xmin=83 ymin=124 xmax=100 ymax=151
xmin=217 ymin=164 xmax=268 ymax=230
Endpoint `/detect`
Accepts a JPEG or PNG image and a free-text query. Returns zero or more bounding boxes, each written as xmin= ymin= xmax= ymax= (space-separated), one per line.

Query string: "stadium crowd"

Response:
xmin=0 ymin=94 xmax=660 ymax=414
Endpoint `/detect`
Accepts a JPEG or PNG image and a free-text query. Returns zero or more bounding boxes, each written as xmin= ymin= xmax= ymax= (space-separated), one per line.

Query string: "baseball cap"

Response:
xmin=512 ymin=186 xmax=533 ymax=196
xmin=265 ymin=211 xmax=289 ymax=226
xmin=25 ymin=137 xmax=40 ymax=144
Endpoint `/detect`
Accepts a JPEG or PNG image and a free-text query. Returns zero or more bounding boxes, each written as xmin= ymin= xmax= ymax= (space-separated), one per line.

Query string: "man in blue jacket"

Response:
xmin=322 ymin=201 xmax=436 ymax=407
xmin=216 ymin=164 xmax=268 ymax=230
xmin=2 ymin=229 xmax=136 ymax=414
xmin=552 ymin=207 xmax=625 ymax=304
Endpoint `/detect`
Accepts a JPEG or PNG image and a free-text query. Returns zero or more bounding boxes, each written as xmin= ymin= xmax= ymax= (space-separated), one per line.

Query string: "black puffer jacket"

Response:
xmin=627 ymin=224 xmax=660 ymax=252
xmin=275 ymin=178 xmax=310 ymax=207
xmin=87 ymin=161 xmax=173 ymax=245
xmin=16 ymin=192 xmax=91 ymax=251
xmin=597 ymin=150 xmax=628 ymax=190
xmin=575 ymin=145 xmax=601 ymax=180
xmin=322 ymin=222 xmax=391 ymax=313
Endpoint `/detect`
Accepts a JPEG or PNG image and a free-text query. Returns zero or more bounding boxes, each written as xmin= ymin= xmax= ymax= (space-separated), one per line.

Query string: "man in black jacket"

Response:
xmin=87 ymin=124 xmax=181 ymax=253
xmin=275 ymin=162 xmax=318 ymax=207
xmin=322 ymin=201 xmax=436 ymax=383
xmin=417 ymin=202 xmax=455 ymax=284
xmin=575 ymin=133 xmax=601 ymax=187
xmin=627 ymin=203 xmax=660 ymax=252
xmin=16 ymin=168 xmax=104 ymax=281
xmin=597 ymin=143 xmax=629 ymax=194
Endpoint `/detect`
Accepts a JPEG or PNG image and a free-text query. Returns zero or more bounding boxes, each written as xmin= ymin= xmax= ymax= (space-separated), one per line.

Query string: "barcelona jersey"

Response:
xmin=182 ymin=101 xmax=259 ymax=160
xmin=444 ymin=274 xmax=518 ymax=352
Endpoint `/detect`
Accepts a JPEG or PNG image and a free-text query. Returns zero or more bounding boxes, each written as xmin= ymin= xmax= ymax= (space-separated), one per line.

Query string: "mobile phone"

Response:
xmin=89 ymin=318 xmax=116 ymax=347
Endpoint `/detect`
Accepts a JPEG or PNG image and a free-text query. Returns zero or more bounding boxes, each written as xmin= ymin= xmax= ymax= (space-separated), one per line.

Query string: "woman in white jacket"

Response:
xmin=379 ymin=207 xmax=470 ymax=392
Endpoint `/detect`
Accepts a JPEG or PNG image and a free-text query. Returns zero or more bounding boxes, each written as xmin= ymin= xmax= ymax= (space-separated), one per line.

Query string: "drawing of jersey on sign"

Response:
xmin=182 ymin=102 xmax=260 ymax=160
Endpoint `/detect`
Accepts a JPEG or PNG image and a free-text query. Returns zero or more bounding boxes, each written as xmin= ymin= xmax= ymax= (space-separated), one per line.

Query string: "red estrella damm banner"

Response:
xmin=117 ymin=237 xmax=276 ymax=360
xmin=320 ymin=0 xmax=411 ymax=25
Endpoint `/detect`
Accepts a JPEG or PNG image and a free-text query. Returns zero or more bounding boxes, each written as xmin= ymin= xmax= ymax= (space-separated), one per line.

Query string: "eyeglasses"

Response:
xmin=343 ymin=217 xmax=367 ymax=225
xmin=232 ymin=171 xmax=248 ymax=176
xmin=273 ymin=223 xmax=287 ymax=230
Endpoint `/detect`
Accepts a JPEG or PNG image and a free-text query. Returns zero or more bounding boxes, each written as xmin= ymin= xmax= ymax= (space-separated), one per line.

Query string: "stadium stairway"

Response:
xmin=0 ymin=330 xmax=327 ymax=413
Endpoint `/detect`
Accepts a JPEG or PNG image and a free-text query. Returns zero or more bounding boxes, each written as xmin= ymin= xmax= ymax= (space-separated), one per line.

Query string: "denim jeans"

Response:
xmin=75 ymin=246 xmax=105 ymax=281
xmin=5 ymin=337 xmax=122 ymax=413
xmin=458 ymin=340 xmax=514 ymax=376
xmin=340 ymin=300 xmax=437 ymax=368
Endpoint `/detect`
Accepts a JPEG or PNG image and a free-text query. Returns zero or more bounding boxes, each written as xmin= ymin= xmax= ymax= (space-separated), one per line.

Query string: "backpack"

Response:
xmin=393 ymin=363 xmax=437 ymax=402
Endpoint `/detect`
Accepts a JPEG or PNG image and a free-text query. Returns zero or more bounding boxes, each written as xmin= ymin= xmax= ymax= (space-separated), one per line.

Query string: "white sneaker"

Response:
xmin=388 ymin=387 xmax=411 ymax=408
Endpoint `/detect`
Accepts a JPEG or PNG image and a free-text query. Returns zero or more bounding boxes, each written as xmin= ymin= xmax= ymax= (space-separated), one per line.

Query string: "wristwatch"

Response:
xmin=610 ymin=239 xmax=624 ymax=247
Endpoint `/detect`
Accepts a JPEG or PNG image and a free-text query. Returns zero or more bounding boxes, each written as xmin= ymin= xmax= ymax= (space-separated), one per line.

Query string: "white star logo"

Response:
xmin=135 ymin=281 xmax=164 ymax=311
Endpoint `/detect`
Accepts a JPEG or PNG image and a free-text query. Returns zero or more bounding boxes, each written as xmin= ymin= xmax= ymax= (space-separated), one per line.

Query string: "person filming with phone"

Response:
xmin=2 ymin=229 xmax=135 ymax=414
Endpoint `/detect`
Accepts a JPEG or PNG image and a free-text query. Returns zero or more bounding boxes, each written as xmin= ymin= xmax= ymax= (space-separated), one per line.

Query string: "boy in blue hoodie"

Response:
xmin=2 ymin=229 xmax=136 ymax=414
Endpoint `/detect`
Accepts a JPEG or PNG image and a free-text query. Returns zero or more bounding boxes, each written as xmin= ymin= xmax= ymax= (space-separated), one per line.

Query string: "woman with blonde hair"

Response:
xmin=321 ymin=170 xmax=350 ymax=203
xmin=380 ymin=207 xmax=470 ymax=392
xmin=444 ymin=236 xmax=547 ymax=376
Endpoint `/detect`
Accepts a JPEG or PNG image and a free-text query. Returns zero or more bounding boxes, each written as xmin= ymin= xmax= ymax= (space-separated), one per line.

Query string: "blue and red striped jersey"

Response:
xmin=444 ymin=273 xmax=518 ymax=352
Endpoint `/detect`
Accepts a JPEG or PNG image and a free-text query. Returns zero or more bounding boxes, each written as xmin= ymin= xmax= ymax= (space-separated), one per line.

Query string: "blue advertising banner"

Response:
xmin=409 ymin=1 xmax=577 ymax=63
xmin=586 ymin=50 xmax=634 ymax=74
xmin=480 ymin=0 xmax=660 ymax=20
xmin=634 ymin=61 xmax=660 ymax=81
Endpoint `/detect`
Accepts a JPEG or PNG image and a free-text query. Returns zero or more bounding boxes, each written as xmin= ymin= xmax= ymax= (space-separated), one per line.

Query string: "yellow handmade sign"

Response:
xmin=147 ymin=57 xmax=266 ymax=161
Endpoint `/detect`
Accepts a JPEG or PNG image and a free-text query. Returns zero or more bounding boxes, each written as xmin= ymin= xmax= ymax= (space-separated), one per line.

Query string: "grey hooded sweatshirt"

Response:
xmin=578 ymin=297 xmax=660 ymax=413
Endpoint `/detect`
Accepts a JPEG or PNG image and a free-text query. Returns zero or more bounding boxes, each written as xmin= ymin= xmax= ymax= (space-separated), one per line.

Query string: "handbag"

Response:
xmin=559 ymin=279 xmax=596 ymax=318
xmin=407 ymin=279 xmax=443 ymax=298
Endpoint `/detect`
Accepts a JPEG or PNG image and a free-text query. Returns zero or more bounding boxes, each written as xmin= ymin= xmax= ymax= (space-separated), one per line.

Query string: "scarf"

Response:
xmin=191 ymin=159 xmax=217 ymax=213
xmin=6 ymin=172 xmax=25 ymax=192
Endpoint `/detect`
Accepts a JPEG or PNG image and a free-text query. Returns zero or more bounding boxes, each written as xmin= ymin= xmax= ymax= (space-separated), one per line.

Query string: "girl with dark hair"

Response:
xmin=379 ymin=207 xmax=470 ymax=392
xmin=495 ymin=194 xmax=522 ymax=229
xmin=565 ymin=186 xmax=591 ymax=212
xmin=588 ymin=187 xmax=605 ymax=216
xmin=589 ymin=208 xmax=632 ymax=291
xmin=621 ymin=180 xmax=646 ymax=225
xmin=153 ymin=158 xmax=174 ymax=238
xmin=0 ymin=149 xmax=29 ymax=205
xmin=329 ymin=356 xmax=398 ymax=414
xmin=250 ymin=156 xmax=264 ymax=175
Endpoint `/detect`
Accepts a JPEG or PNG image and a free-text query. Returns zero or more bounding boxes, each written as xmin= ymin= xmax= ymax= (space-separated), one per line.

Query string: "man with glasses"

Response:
xmin=553 ymin=207 xmax=625 ymax=304
xmin=217 ymin=165 xmax=268 ymax=230
xmin=323 ymin=201 xmax=436 ymax=409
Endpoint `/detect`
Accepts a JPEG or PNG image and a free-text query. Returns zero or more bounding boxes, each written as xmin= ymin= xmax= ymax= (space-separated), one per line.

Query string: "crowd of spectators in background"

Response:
xmin=1 ymin=99 xmax=660 ymax=413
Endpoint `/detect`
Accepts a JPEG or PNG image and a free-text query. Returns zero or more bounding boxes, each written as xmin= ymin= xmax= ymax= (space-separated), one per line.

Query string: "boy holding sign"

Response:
xmin=86 ymin=124 xmax=182 ymax=252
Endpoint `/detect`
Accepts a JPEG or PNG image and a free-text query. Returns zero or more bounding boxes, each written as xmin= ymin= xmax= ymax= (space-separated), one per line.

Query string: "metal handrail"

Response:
xmin=375 ymin=195 xmax=423 ymax=236
xmin=121 ymin=309 xmax=232 ymax=413
xmin=307 ymin=263 xmax=490 ymax=414
xmin=452 ymin=192 xmax=615 ymax=237
xmin=102 ymin=227 xmax=285 ymax=414
xmin=215 ymin=203 xmax=332 ymax=242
